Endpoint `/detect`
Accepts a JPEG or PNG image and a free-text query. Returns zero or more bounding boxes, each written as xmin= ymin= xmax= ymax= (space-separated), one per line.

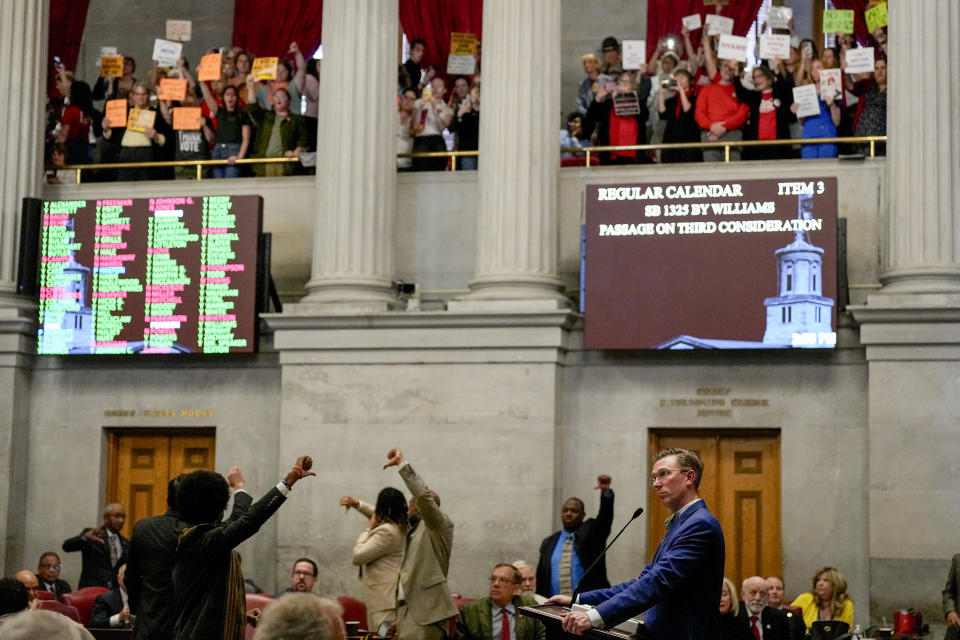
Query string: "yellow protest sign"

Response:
xmin=252 ymin=57 xmax=278 ymax=80
xmin=172 ymin=107 xmax=202 ymax=130
xmin=449 ymin=32 xmax=477 ymax=56
xmin=823 ymin=9 xmax=854 ymax=34
xmin=104 ymin=99 xmax=127 ymax=128
xmin=197 ymin=53 xmax=222 ymax=82
xmin=127 ymin=107 xmax=156 ymax=133
xmin=158 ymin=78 xmax=188 ymax=101
xmin=100 ymin=56 xmax=124 ymax=78
xmin=865 ymin=2 xmax=887 ymax=33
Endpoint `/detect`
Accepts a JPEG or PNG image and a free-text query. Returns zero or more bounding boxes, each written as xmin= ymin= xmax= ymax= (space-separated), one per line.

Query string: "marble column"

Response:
xmin=0 ymin=0 xmax=45 ymax=575
xmin=296 ymin=0 xmax=399 ymax=310
xmin=463 ymin=0 xmax=568 ymax=305
xmin=879 ymin=1 xmax=960 ymax=293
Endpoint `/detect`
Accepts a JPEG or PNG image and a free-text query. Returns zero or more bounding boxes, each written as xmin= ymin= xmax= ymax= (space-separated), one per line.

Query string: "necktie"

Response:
xmin=750 ymin=615 xmax=761 ymax=640
xmin=558 ymin=536 xmax=574 ymax=595
xmin=664 ymin=512 xmax=679 ymax=530
xmin=501 ymin=609 xmax=511 ymax=640
xmin=108 ymin=534 xmax=119 ymax=565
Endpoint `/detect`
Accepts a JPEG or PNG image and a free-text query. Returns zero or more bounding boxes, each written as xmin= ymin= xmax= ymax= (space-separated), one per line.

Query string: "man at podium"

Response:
xmin=546 ymin=448 xmax=725 ymax=640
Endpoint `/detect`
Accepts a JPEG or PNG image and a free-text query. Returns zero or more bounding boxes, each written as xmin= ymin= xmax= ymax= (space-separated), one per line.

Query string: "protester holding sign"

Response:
xmin=735 ymin=60 xmax=795 ymax=160
xmin=658 ymin=68 xmax=701 ymax=164
xmin=93 ymin=56 xmax=137 ymax=101
xmin=411 ymin=77 xmax=453 ymax=171
xmin=449 ymin=83 xmax=480 ymax=170
xmin=254 ymin=42 xmax=307 ymax=115
xmin=158 ymin=58 xmax=214 ymax=179
xmin=102 ymin=81 xmax=172 ymax=181
xmin=695 ymin=34 xmax=749 ymax=162
xmin=586 ymin=71 xmax=651 ymax=164
xmin=245 ymin=74 xmax=308 ymax=177
xmin=199 ymin=81 xmax=251 ymax=179
xmin=849 ymin=56 xmax=887 ymax=156
xmin=790 ymin=57 xmax=840 ymax=159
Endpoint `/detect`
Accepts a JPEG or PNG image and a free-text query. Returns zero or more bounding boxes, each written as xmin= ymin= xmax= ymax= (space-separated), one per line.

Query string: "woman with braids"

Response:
xmin=340 ymin=487 xmax=409 ymax=634
xmin=790 ymin=566 xmax=854 ymax=632
xmin=172 ymin=456 xmax=315 ymax=640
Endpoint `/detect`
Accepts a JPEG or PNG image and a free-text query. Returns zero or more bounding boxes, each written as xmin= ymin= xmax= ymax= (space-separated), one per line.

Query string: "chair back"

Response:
xmin=336 ymin=595 xmax=368 ymax=629
xmin=61 ymin=586 xmax=110 ymax=626
xmin=36 ymin=599 xmax=81 ymax=623
xmin=35 ymin=590 xmax=55 ymax=601
xmin=810 ymin=620 xmax=851 ymax=640
xmin=244 ymin=593 xmax=275 ymax=640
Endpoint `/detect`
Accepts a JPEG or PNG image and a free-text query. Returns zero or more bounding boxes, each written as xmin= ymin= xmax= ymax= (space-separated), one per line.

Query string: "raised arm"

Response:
xmin=200 ymin=80 xmax=219 ymax=117
xmin=702 ymin=34 xmax=718 ymax=80
xmin=289 ymin=42 xmax=307 ymax=93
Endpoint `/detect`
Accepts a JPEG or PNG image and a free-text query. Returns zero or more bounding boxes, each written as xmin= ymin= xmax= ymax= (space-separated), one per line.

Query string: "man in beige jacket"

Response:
xmin=384 ymin=448 xmax=458 ymax=640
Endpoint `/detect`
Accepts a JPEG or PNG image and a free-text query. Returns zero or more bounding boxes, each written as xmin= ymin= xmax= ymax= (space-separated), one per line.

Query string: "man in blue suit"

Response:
xmin=548 ymin=448 xmax=725 ymax=640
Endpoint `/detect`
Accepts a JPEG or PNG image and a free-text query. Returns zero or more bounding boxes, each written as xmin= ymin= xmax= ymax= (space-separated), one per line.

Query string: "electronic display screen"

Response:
xmin=37 ymin=195 xmax=262 ymax=354
xmin=583 ymin=178 xmax=838 ymax=350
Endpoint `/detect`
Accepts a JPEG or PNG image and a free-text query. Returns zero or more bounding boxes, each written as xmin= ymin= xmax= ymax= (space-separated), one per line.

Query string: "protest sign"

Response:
xmin=449 ymin=32 xmax=477 ymax=55
xmin=705 ymin=14 xmax=734 ymax=36
xmin=622 ymin=40 xmax=647 ymax=70
xmin=252 ymin=57 xmax=278 ymax=80
xmin=613 ymin=91 xmax=641 ymax=117
xmin=792 ymin=84 xmax=821 ymax=118
xmin=158 ymin=77 xmax=188 ymax=101
xmin=820 ymin=69 xmax=842 ymax=100
xmin=758 ymin=34 xmax=791 ymax=60
xmin=681 ymin=14 xmax=702 ymax=31
xmin=197 ymin=53 xmax=222 ymax=81
xmin=166 ymin=19 xmax=192 ymax=41
xmin=172 ymin=107 xmax=202 ymax=130
xmin=717 ymin=35 xmax=748 ymax=62
xmin=105 ymin=99 xmax=127 ymax=128
xmin=100 ymin=56 xmax=124 ymax=78
xmin=823 ymin=9 xmax=854 ymax=34
xmin=446 ymin=54 xmax=476 ymax=75
xmin=767 ymin=6 xmax=793 ymax=30
xmin=844 ymin=47 xmax=876 ymax=74
xmin=127 ymin=107 xmax=156 ymax=133
xmin=865 ymin=2 xmax=887 ymax=33
xmin=152 ymin=38 xmax=182 ymax=67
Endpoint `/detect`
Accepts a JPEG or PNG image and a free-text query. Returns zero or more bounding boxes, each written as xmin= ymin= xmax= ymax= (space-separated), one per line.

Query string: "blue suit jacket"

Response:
xmin=579 ymin=500 xmax=725 ymax=640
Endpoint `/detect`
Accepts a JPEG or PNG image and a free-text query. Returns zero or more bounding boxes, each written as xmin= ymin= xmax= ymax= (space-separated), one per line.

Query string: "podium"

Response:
xmin=518 ymin=604 xmax=644 ymax=640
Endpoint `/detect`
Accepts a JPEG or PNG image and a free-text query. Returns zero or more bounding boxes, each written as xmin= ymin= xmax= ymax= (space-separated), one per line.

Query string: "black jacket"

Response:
xmin=35 ymin=576 xmax=71 ymax=599
xmin=535 ymin=491 xmax=614 ymax=597
xmin=734 ymin=74 xmax=795 ymax=160
xmin=90 ymin=588 xmax=128 ymax=628
xmin=173 ymin=488 xmax=287 ymax=640
xmin=736 ymin=606 xmax=792 ymax=640
xmin=126 ymin=509 xmax=185 ymax=640
xmin=62 ymin=526 xmax=129 ymax=589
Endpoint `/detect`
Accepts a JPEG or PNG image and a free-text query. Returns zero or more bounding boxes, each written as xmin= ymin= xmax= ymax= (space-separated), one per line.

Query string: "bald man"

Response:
xmin=736 ymin=576 xmax=790 ymax=640
xmin=14 ymin=570 xmax=39 ymax=609
xmin=62 ymin=503 xmax=130 ymax=588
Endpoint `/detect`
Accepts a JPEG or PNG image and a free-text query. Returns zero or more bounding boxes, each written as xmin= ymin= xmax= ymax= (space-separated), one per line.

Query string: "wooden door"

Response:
xmin=647 ymin=430 xmax=781 ymax=589
xmin=108 ymin=429 xmax=215 ymax=539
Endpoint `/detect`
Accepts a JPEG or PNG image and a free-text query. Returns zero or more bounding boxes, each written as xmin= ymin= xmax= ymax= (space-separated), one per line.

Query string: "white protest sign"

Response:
xmin=97 ymin=46 xmax=117 ymax=67
xmin=717 ymin=34 xmax=748 ymax=62
xmin=793 ymin=84 xmax=821 ymax=118
xmin=446 ymin=54 xmax=476 ymax=75
xmin=844 ymin=47 xmax=876 ymax=74
xmin=820 ymin=69 xmax=842 ymax=100
xmin=706 ymin=14 xmax=734 ymax=36
xmin=622 ymin=40 xmax=647 ymax=70
xmin=758 ymin=34 xmax=791 ymax=60
xmin=681 ymin=14 xmax=702 ymax=31
xmin=152 ymin=38 xmax=183 ymax=67
xmin=166 ymin=20 xmax=192 ymax=42
xmin=767 ymin=6 xmax=793 ymax=30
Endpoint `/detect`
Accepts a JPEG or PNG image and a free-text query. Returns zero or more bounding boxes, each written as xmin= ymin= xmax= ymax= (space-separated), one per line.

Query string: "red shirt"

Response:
xmin=61 ymin=105 xmax=89 ymax=141
xmin=609 ymin=109 xmax=638 ymax=158
xmin=694 ymin=81 xmax=749 ymax=131
xmin=757 ymin=90 xmax=777 ymax=140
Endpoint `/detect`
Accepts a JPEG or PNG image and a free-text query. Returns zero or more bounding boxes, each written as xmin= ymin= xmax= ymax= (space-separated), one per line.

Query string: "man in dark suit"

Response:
xmin=549 ymin=448 xmax=725 ymax=640
xmin=766 ymin=576 xmax=806 ymax=640
xmin=738 ymin=576 xmax=791 ymax=640
xmin=90 ymin=563 xmax=133 ymax=629
xmin=34 ymin=551 xmax=71 ymax=598
xmin=173 ymin=456 xmax=315 ymax=640
xmin=125 ymin=475 xmax=185 ymax=640
xmin=454 ymin=563 xmax=545 ymax=640
xmin=942 ymin=554 xmax=960 ymax=640
xmin=62 ymin=503 xmax=129 ymax=589
xmin=535 ymin=475 xmax=614 ymax=598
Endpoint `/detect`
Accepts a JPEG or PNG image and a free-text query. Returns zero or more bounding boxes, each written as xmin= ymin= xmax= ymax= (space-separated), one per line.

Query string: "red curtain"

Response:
xmin=232 ymin=1 xmax=324 ymax=60
xmin=399 ymin=0 xmax=483 ymax=76
xmin=646 ymin=0 xmax=764 ymax=59
xmin=48 ymin=0 xmax=91 ymax=95
xmin=829 ymin=0 xmax=873 ymax=47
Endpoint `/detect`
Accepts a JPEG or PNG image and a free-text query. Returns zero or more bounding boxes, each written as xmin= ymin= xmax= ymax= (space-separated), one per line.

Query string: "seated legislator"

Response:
xmin=453 ymin=563 xmax=545 ymax=640
xmin=718 ymin=577 xmax=753 ymax=640
xmin=35 ymin=552 xmax=72 ymax=599
xmin=790 ymin=567 xmax=853 ymax=632
xmin=90 ymin=563 xmax=133 ymax=629
xmin=737 ymin=576 xmax=791 ymax=640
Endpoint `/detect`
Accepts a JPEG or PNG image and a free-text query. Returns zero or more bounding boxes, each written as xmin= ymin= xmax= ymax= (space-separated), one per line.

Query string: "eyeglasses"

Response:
xmin=648 ymin=468 xmax=690 ymax=487
xmin=489 ymin=576 xmax=518 ymax=585
xmin=292 ymin=570 xmax=315 ymax=577
xmin=40 ymin=564 xmax=61 ymax=570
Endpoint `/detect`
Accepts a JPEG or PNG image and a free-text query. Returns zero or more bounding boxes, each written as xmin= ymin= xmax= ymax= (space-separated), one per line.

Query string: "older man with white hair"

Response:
xmin=254 ymin=593 xmax=345 ymax=640
xmin=736 ymin=576 xmax=790 ymax=640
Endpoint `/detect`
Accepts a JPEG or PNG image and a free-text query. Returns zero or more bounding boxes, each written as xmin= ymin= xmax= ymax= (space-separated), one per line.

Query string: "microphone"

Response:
xmin=571 ymin=507 xmax=644 ymax=603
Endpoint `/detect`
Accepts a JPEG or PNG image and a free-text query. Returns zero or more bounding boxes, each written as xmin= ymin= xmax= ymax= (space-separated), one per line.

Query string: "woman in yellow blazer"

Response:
xmin=791 ymin=566 xmax=854 ymax=631
xmin=341 ymin=488 xmax=408 ymax=634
